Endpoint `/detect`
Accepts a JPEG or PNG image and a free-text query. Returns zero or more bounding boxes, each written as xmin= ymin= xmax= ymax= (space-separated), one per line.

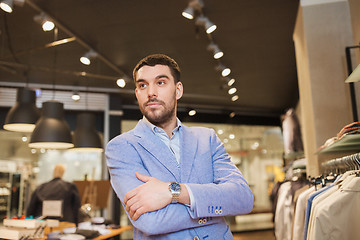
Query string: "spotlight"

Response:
xmin=80 ymin=50 xmax=98 ymax=65
xmin=34 ymin=12 xmax=55 ymax=31
xmin=116 ymin=78 xmax=126 ymax=88
xmin=0 ymin=0 xmax=12 ymax=12
xmin=195 ymin=15 xmax=217 ymax=34
xmin=216 ymin=64 xmax=231 ymax=77
xmin=227 ymin=78 xmax=235 ymax=87
xmin=182 ymin=6 xmax=195 ymax=19
xmin=221 ymin=77 xmax=235 ymax=87
xmin=189 ymin=109 xmax=196 ymax=116
xmin=222 ymin=68 xmax=231 ymax=77
xmin=182 ymin=0 xmax=204 ymax=20
xmin=0 ymin=0 xmax=24 ymax=13
xmin=71 ymin=91 xmax=80 ymax=101
xmin=229 ymin=112 xmax=236 ymax=118
xmin=207 ymin=43 xmax=223 ymax=59
xmin=228 ymin=87 xmax=237 ymax=95
xmin=231 ymin=95 xmax=239 ymax=102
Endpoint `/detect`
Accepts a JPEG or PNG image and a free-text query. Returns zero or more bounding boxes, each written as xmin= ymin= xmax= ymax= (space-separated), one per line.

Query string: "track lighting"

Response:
xmin=182 ymin=0 xmax=204 ymax=20
xmin=216 ymin=64 xmax=231 ymax=77
xmin=222 ymin=68 xmax=231 ymax=77
xmin=227 ymin=78 xmax=235 ymax=87
xmin=228 ymin=87 xmax=237 ymax=95
xmin=71 ymin=91 xmax=80 ymax=101
xmin=0 ymin=0 xmax=12 ymax=12
xmin=34 ymin=12 xmax=55 ymax=31
xmin=182 ymin=6 xmax=195 ymax=20
xmin=231 ymin=95 xmax=239 ymax=102
xmin=221 ymin=77 xmax=235 ymax=87
xmin=229 ymin=112 xmax=236 ymax=118
xmin=116 ymin=78 xmax=126 ymax=88
xmin=189 ymin=109 xmax=196 ymax=116
xmin=207 ymin=43 xmax=223 ymax=59
xmin=195 ymin=15 xmax=217 ymax=34
xmin=80 ymin=50 xmax=98 ymax=65
xmin=0 ymin=0 xmax=23 ymax=13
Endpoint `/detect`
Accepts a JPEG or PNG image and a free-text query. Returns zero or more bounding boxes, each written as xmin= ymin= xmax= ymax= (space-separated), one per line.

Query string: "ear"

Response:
xmin=135 ymin=88 xmax=139 ymax=100
xmin=176 ymin=82 xmax=183 ymax=100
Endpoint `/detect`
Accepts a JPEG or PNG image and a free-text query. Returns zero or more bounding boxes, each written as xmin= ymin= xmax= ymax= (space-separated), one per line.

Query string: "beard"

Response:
xmin=139 ymin=97 xmax=176 ymax=126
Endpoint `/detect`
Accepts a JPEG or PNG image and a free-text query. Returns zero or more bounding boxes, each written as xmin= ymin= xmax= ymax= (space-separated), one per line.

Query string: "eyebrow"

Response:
xmin=155 ymin=74 xmax=170 ymax=80
xmin=136 ymin=74 xmax=170 ymax=83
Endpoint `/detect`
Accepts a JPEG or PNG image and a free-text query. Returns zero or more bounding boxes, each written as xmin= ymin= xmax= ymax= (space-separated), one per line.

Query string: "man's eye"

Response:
xmin=157 ymin=81 xmax=165 ymax=86
xmin=138 ymin=83 xmax=147 ymax=88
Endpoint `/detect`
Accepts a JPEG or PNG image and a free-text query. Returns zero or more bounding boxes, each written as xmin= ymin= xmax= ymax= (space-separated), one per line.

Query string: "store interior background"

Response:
xmin=0 ymin=0 xmax=360 ymax=237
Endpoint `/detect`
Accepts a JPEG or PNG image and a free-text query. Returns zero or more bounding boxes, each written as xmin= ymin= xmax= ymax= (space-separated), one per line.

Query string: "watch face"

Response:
xmin=170 ymin=182 xmax=181 ymax=191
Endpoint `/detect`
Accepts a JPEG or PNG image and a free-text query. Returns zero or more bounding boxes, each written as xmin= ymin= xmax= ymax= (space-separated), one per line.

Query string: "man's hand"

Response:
xmin=124 ymin=172 xmax=172 ymax=221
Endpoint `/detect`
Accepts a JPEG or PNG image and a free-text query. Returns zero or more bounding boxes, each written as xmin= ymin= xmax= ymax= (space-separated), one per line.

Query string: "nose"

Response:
xmin=147 ymin=83 xmax=157 ymax=98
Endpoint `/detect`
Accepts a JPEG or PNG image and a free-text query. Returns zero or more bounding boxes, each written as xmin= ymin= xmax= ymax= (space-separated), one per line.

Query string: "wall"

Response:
xmin=293 ymin=0 xmax=355 ymax=176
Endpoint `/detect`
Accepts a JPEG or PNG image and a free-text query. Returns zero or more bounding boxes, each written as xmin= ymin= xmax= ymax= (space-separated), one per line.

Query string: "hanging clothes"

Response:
xmin=292 ymin=186 xmax=315 ymax=240
xmin=274 ymin=179 xmax=308 ymax=240
xmin=307 ymin=172 xmax=360 ymax=240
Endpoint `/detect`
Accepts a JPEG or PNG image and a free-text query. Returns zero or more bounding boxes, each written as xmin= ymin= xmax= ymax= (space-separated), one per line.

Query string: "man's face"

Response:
xmin=135 ymin=64 xmax=183 ymax=126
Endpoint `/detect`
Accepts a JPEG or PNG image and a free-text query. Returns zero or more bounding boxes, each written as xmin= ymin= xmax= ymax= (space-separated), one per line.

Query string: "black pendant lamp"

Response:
xmin=71 ymin=112 xmax=103 ymax=152
xmin=29 ymin=100 xmax=74 ymax=149
xmin=3 ymin=88 xmax=40 ymax=132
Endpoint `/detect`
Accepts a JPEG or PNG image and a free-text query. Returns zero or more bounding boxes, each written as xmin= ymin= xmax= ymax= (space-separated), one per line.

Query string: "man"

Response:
xmin=106 ymin=54 xmax=253 ymax=239
xmin=26 ymin=164 xmax=81 ymax=224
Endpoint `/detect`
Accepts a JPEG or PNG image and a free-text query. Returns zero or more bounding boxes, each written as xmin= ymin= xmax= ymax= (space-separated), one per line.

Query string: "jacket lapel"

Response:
xmin=180 ymin=125 xmax=198 ymax=183
xmin=133 ymin=120 xmax=181 ymax=180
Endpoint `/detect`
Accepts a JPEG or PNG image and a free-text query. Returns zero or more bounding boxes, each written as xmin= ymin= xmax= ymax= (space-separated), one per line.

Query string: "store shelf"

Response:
xmin=318 ymin=134 xmax=360 ymax=154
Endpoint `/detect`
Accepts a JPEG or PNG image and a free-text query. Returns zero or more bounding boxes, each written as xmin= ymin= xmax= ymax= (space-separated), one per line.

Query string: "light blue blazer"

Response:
xmin=106 ymin=120 xmax=254 ymax=240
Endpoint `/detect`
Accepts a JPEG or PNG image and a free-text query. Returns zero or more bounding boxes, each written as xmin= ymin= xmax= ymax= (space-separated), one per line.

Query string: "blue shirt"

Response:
xmin=143 ymin=116 xmax=181 ymax=164
xmin=142 ymin=117 xmax=195 ymax=210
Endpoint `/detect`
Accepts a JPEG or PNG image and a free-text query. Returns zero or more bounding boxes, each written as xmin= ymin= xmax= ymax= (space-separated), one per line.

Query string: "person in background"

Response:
xmin=106 ymin=54 xmax=254 ymax=239
xmin=26 ymin=164 xmax=81 ymax=224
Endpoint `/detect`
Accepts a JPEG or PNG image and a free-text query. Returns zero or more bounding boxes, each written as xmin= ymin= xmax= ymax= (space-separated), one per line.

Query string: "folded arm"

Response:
xmin=123 ymin=171 xmax=190 ymax=221
xmin=106 ymin=136 xmax=221 ymax=235
xmin=106 ymin=130 xmax=254 ymax=235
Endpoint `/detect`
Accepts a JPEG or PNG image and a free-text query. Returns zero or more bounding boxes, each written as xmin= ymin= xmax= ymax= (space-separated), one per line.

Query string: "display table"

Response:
xmin=91 ymin=226 xmax=132 ymax=240
xmin=38 ymin=222 xmax=132 ymax=240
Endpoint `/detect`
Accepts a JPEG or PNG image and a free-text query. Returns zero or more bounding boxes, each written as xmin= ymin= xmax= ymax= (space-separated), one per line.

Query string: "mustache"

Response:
xmin=144 ymin=98 xmax=165 ymax=106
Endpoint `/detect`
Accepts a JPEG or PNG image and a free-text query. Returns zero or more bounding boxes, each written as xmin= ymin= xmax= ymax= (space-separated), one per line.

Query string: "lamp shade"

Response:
xmin=3 ymin=88 xmax=40 ymax=132
xmin=29 ymin=100 xmax=74 ymax=149
xmin=71 ymin=112 xmax=103 ymax=152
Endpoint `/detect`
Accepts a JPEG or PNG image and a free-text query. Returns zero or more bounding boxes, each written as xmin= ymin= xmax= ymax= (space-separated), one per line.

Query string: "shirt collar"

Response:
xmin=142 ymin=116 xmax=182 ymax=135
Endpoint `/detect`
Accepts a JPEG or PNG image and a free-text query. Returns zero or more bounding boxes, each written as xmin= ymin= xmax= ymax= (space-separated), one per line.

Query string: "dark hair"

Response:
xmin=133 ymin=54 xmax=181 ymax=83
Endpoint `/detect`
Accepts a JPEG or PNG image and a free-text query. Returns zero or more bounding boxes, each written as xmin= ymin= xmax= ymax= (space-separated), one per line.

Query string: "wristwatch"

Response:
xmin=168 ymin=182 xmax=181 ymax=203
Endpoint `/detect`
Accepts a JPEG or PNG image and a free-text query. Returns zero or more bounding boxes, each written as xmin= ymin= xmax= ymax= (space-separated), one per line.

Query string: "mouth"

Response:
xmin=145 ymin=100 xmax=162 ymax=109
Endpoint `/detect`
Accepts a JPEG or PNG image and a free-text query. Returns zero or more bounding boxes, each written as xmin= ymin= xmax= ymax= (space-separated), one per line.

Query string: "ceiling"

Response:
xmin=0 ymin=0 xmax=300 ymax=123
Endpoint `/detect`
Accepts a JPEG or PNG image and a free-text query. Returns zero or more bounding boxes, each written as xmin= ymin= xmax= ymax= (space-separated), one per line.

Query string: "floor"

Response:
xmin=233 ymin=230 xmax=275 ymax=240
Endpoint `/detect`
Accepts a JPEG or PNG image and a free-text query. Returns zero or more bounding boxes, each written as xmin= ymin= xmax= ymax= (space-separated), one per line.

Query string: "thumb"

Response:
xmin=135 ymin=171 xmax=151 ymax=183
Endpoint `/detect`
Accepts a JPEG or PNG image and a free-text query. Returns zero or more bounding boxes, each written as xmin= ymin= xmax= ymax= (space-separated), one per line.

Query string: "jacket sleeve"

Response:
xmin=186 ymin=128 xmax=254 ymax=219
xmin=26 ymin=188 xmax=41 ymax=218
xmin=106 ymin=135 xmax=223 ymax=236
xmin=70 ymin=183 xmax=81 ymax=225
